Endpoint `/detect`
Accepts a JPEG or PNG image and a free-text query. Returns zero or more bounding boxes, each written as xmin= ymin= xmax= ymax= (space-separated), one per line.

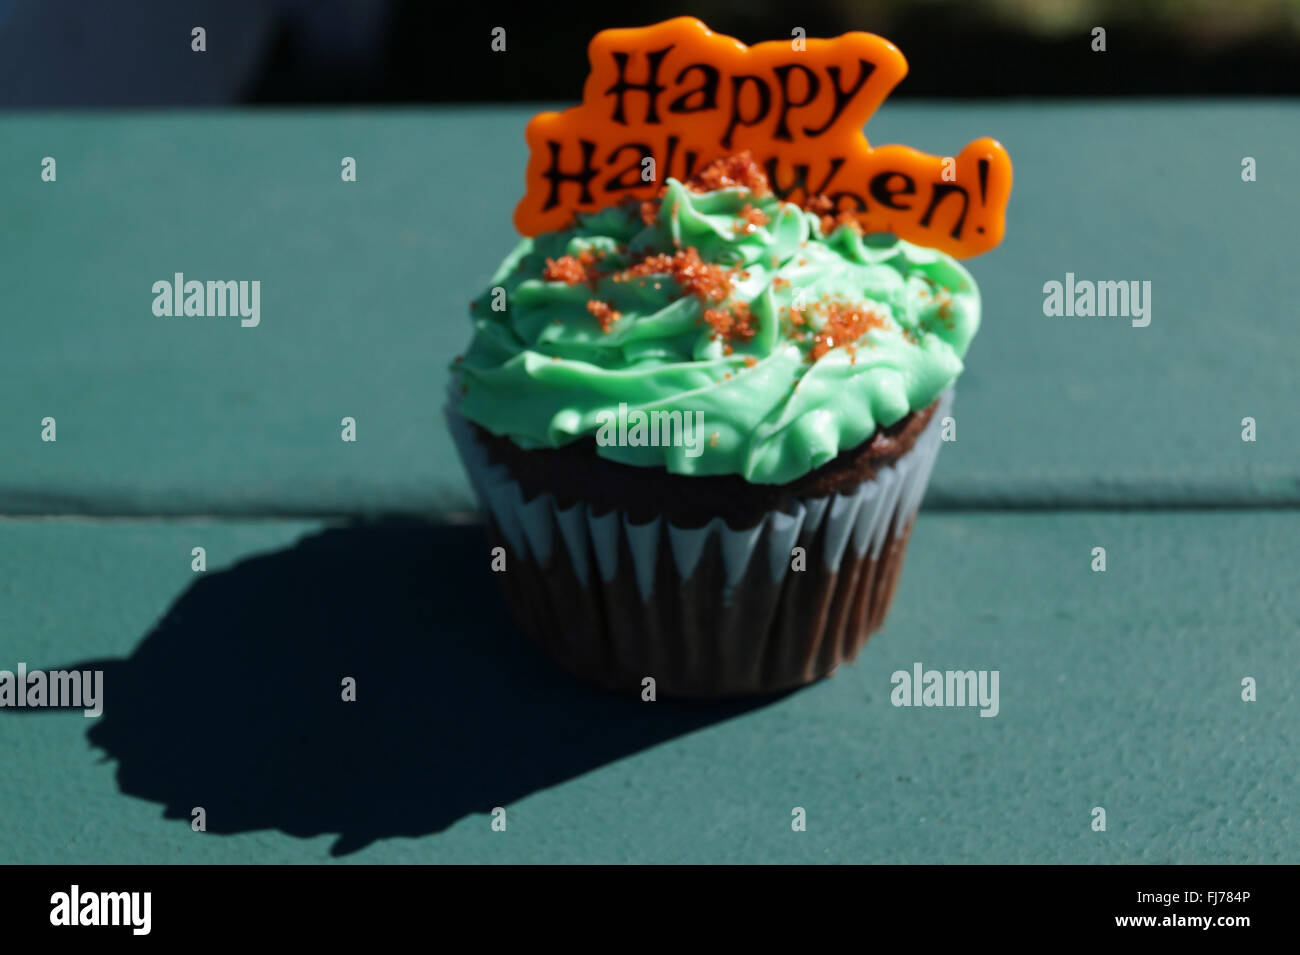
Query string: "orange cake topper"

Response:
xmin=515 ymin=17 xmax=1012 ymax=257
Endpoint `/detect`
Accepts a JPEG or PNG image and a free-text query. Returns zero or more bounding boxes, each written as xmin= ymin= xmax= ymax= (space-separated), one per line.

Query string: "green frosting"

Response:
xmin=454 ymin=177 xmax=979 ymax=485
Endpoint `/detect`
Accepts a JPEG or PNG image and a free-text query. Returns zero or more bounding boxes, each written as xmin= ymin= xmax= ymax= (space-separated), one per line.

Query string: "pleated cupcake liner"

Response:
xmin=446 ymin=388 xmax=952 ymax=697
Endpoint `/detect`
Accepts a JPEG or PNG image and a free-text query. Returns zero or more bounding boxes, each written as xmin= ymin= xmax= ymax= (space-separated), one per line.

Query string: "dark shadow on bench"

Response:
xmin=47 ymin=520 xmax=773 ymax=856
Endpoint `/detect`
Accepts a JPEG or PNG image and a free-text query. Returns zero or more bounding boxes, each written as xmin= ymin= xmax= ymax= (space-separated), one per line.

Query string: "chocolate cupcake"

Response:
xmin=448 ymin=153 xmax=979 ymax=697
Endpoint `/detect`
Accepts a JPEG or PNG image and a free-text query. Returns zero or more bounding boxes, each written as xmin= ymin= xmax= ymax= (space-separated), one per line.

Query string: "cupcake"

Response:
xmin=448 ymin=148 xmax=980 ymax=698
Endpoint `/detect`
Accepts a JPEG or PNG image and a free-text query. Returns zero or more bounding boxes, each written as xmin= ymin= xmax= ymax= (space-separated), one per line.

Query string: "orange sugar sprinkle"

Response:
xmin=615 ymin=247 xmax=734 ymax=304
xmin=703 ymin=300 xmax=756 ymax=343
xmin=810 ymin=301 xmax=888 ymax=361
xmin=640 ymin=198 xmax=661 ymax=226
xmin=805 ymin=194 xmax=834 ymax=215
xmin=543 ymin=248 xmax=604 ymax=286
xmin=684 ymin=151 xmax=772 ymax=196
xmin=772 ymin=276 xmax=791 ymax=290
xmin=743 ymin=355 xmax=758 ymax=368
xmin=821 ymin=210 xmax=865 ymax=236
xmin=735 ymin=203 xmax=770 ymax=233
xmin=586 ymin=298 xmax=621 ymax=332
xmin=803 ymin=193 xmax=875 ymax=236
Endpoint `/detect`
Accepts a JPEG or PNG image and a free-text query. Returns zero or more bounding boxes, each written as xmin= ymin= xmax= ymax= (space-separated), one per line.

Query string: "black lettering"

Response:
xmin=668 ymin=63 xmax=720 ymax=113
xmin=663 ymin=135 xmax=699 ymax=182
xmin=918 ymin=182 xmax=970 ymax=238
xmin=764 ymin=156 xmax=846 ymax=200
xmin=721 ymin=75 xmax=772 ymax=149
xmin=759 ymin=155 xmax=842 ymax=198
xmin=764 ymin=157 xmax=808 ymax=198
xmin=603 ymin=142 xmax=653 ymax=192
xmin=812 ymin=157 xmax=846 ymax=195
xmin=868 ymin=171 xmax=916 ymax=210
xmin=825 ymin=192 xmax=867 ymax=213
xmin=541 ymin=139 xmax=598 ymax=210
xmin=803 ymin=59 xmax=876 ymax=137
xmin=772 ymin=64 xmax=821 ymax=141
xmin=605 ymin=46 xmax=673 ymax=125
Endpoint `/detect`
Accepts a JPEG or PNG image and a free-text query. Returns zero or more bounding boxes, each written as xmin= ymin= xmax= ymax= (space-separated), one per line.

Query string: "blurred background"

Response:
xmin=1 ymin=0 xmax=1298 ymax=107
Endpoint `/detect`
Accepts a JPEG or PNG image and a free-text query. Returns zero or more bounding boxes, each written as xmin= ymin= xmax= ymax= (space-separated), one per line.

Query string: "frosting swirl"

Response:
xmin=454 ymin=167 xmax=979 ymax=485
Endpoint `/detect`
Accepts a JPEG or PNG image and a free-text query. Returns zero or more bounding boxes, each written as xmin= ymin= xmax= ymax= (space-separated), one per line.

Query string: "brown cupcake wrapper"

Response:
xmin=447 ymin=389 xmax=952 ymax=698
